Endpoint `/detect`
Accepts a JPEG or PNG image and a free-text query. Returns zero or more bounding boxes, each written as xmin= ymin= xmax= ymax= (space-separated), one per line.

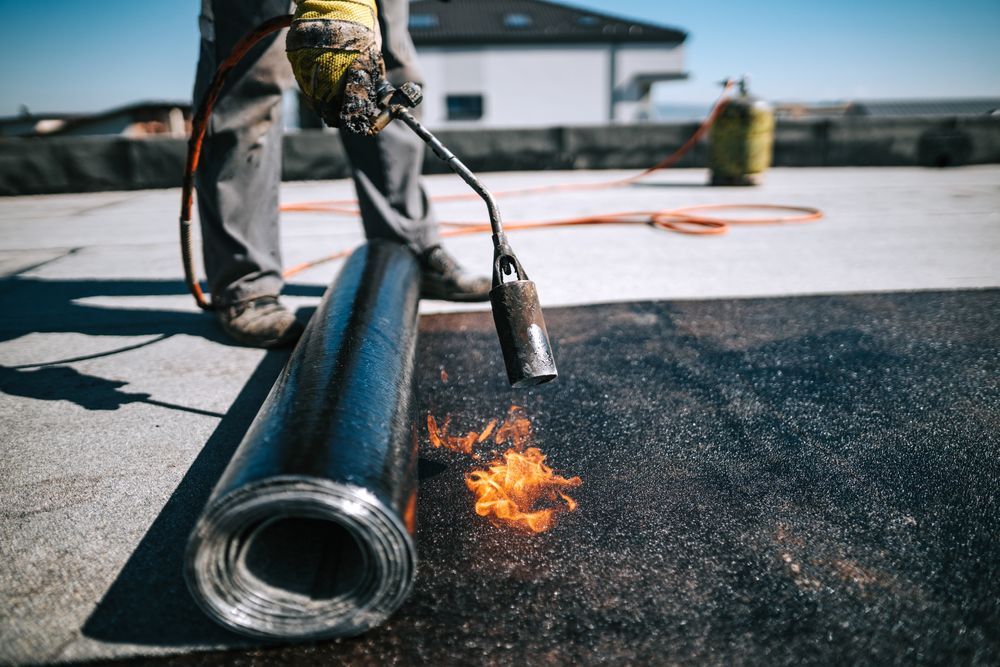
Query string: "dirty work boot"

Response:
xmin=419 ymin=246 xmax=491 ymax=302
xmin=216 ymin=296 xmax=304 ymax=348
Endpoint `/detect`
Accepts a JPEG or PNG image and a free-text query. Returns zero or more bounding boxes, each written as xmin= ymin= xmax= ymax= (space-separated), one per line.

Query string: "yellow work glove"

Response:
xmin=286 ymin=0 xmax=386 ymax=135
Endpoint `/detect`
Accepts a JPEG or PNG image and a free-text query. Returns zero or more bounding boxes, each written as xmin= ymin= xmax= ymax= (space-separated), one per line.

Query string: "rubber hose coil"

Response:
xmin=185 ymin=240 xmax=421 ymax=639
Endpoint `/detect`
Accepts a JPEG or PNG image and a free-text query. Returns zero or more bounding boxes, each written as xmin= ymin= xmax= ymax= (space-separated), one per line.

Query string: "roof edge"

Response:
xmin=532 ymin=0 xmax=687 ymax=41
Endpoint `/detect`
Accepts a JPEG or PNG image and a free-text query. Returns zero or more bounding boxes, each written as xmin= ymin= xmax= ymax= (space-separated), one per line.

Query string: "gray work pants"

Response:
xmin=194 ymin=0 xmax=439 ymax=305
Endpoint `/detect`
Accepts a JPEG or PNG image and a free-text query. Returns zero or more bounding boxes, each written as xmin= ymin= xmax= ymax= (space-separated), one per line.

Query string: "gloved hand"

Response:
xmin=286 ymin=0 xmax=386 ymax=135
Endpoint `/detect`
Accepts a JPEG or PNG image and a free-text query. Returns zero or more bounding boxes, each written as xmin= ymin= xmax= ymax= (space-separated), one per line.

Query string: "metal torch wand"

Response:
xmin=374 ymin=82 xmax=558 ymax=388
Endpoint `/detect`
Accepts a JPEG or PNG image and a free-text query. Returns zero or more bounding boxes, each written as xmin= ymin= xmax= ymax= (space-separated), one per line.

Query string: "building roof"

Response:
xmin=408 ymin=0 xmax=687 ymax=47
xmin=846 ymin=98 xmax=1000 ymax=117
xmin=0 ymin=100 xmax=190 ymax=138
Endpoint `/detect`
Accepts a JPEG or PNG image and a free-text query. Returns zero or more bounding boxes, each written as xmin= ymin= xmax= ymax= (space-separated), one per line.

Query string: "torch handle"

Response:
xmin=391 ymin=107 xmax=506 ymax=245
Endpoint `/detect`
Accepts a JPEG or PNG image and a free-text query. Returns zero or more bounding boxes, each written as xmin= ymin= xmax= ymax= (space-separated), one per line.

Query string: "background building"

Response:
xmin=0 ymin=101 xmax=190 ymax=139
xmin=406 ymin=0 xmax=688 ymax=128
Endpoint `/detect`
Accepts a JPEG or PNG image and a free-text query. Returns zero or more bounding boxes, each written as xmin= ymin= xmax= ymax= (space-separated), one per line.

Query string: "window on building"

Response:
xmin=504 ymin=13 xmax=533 ymax=28
xmin=409 ymin=13 xmax=439 ymax=29
xmin=577 ymin=15 xmax=600 ymax=26
xmin=446 ymin=95 xmax=484 ymax=121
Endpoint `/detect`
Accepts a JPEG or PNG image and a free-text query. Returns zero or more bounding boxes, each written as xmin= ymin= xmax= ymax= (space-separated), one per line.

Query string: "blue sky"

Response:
xmin=1 ymin=0 xmax=997 ymax=116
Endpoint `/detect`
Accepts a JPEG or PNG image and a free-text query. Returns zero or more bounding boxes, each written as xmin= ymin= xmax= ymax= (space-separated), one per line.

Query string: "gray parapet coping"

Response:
xmin=2 ymin=116 xmax=999 ymax=196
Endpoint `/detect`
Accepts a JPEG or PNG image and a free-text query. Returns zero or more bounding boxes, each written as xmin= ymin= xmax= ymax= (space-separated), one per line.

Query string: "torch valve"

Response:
xmin=371 ymin=81 xmax=424 ymax=133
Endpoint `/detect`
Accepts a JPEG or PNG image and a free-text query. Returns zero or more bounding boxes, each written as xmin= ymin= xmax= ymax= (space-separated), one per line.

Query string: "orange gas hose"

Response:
xmin=282 ymin=203 xmax=823 ymax=278
xmin=180 ymin=19 xmax=822 ymax=303
xmin=280 ymin=80 xmax=822 ymax=278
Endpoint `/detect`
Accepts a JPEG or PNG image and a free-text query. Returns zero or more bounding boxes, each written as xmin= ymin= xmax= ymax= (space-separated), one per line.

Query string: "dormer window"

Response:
xmin=504 ymin=13 xmax=533 ymax=28
xmin=409 ymin=13 xmax=439 ymax=29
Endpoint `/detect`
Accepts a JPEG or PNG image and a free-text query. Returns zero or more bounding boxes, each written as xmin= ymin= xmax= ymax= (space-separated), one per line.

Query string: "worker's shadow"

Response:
xmin=0 ymin=274 xmax=325 ymax=346
xmin=68 ymin=305 xmax=312 ymax=647
xmin=0 ymin=272 xmax=324 ymax=645
xmin=0 ymin=365 xmax=227 ymax=417
xmin=0 ymin=274 xmax=324 ymax=417
xmin=80 ymin=345 xmax=290 ymax=647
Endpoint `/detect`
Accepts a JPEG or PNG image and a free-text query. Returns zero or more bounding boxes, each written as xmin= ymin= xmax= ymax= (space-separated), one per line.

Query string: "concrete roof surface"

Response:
xmin=1 ymin=166 xmax=999 ymax=664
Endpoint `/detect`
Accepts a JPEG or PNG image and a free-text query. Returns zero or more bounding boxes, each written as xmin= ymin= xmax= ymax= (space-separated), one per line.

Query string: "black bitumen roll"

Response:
xmin=184 ymin=241 xmax=421 ymax=640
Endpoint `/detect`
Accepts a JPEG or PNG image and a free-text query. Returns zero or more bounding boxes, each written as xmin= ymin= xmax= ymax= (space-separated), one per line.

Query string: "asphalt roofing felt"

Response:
xmin=81 ymin=289 xmax=1000 ymax=666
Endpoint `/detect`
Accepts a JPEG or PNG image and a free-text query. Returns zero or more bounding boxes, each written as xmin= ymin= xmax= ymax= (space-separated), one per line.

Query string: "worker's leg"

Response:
xmin=339 ymin=0 xmax=441 ymax=253
xmin=194 ymin=0 xmax=293 ymax=305
xmin=338 ymin=0 xmax=487 ymax=301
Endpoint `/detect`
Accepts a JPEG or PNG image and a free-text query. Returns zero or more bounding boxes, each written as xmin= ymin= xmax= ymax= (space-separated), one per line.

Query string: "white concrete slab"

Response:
xmin=1 ymin=166 xmax=998 ymax=664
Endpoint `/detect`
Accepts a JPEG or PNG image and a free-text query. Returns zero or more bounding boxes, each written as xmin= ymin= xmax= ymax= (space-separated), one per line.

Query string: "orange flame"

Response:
xmin=427 ymin=405 xmax=582 ymax=533
xmin=427 ymin=414 xmax=495 ymax=457
xmin=493 ymin=405 xmax=533 ymax=451
xmin=466 ymin=447 xmax=582 ymax=533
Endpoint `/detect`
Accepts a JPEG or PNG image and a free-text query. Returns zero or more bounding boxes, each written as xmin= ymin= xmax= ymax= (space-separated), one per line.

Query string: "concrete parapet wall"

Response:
xmin=775 ymin=117 xmax=1000 ymax=167
xmin=2 ymin=116 xmax=999 ymax=196
xmin=0 ymin=136 xmax=188 ymax=196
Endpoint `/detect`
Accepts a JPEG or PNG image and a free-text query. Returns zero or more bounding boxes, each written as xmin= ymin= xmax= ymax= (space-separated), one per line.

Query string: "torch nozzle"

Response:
xmin=489 ymin=244 xmax=558 ymax=388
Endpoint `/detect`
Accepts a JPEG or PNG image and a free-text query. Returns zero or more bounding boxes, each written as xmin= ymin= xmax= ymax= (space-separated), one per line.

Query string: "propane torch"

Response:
xmin=371 ymin=81 xmax=557 ymax=388
xmin=177 ymin=12 xmax=557 ymax=388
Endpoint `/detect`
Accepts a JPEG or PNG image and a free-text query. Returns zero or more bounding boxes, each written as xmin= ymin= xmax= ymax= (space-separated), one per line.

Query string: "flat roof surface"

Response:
xmin=1 ymin=166 xmax=999 ymax=664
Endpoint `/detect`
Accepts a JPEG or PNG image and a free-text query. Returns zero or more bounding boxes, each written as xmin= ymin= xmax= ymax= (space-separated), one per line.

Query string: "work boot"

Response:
xmin=216 ymin=296 xmax=304 ymax=349
xmin=419 ymin=246 xmax=491 ymax=302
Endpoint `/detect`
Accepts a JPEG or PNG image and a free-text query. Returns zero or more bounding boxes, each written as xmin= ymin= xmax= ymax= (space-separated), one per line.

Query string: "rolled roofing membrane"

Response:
xmin=185 ymin=241 xmax=421 ymax=639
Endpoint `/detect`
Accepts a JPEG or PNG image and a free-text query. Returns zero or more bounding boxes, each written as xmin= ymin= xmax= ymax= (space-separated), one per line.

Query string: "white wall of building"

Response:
xmin=417 ymin=44 xmax=609 ymax=128
xmin=612 ymin=43 xmax=686 ymax=122
xmin=416 ymin=42 xmax=684 ymax=129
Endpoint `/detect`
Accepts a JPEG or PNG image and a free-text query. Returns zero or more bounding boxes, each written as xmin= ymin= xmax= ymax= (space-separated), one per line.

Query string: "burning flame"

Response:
xmin=427 ymin=414 xmax=496 ymax=457
xmin=466 ymin=447 xmax=582 ymax=533
xmin=427 ymin=405 xmax=582 ymax=533
xmin=492 ymin=405 xmax=533 ymax=449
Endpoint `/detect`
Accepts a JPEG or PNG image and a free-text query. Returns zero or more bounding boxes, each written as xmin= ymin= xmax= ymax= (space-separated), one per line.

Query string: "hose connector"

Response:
xmin=371 ymin=81 xmax=424 ymax=133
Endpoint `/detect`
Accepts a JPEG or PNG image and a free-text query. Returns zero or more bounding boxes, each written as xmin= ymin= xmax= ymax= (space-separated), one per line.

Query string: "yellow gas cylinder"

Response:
xmin=709 ymin=77 xmax=775 ymax=186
